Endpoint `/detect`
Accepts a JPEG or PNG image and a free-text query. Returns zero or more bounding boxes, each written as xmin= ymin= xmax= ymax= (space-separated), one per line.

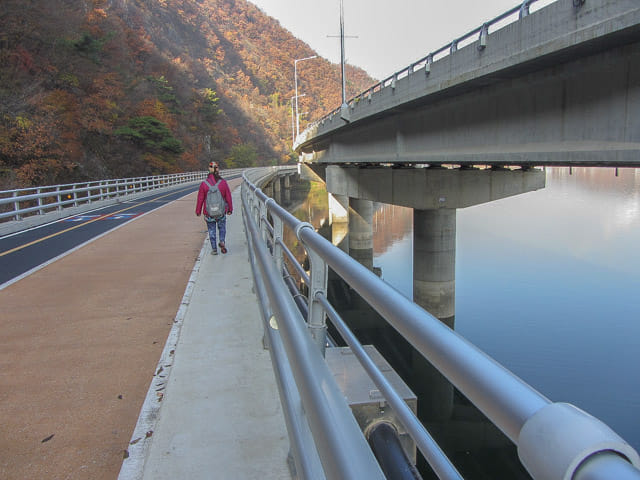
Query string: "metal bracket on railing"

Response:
xmin=519 ymin=0 xmax=531 ymax=18
xmin=518 ymin=402 xmax=640 ymax=480
xmin=266 ymin=198 xmax=284 ymax=273
xmin=259 ymin=197 xmax=269 ymax=243
xmin=295 ymin=222 xmax=328 ymax=356
xmin=450 ymin=39 xmax=458 ymax=54
xmin=251 ymin=187 xmax=263 ymax=234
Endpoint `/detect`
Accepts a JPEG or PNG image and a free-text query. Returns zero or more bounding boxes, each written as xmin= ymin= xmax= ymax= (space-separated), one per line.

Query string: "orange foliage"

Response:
xmin=135 ymin=99 xmax=178 ymax=131
xmin=0 ymin=0 xmax=376 ymax=187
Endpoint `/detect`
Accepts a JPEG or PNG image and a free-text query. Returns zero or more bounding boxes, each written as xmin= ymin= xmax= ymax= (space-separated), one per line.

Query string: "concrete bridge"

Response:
xmin=295 ymin=0 xmax=640 ymax=168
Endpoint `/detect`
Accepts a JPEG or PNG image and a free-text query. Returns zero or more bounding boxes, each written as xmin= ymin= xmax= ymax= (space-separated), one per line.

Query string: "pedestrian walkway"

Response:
xmin=1 ymin=179 xmax=290 ymax=480
xmin=119 ymin=184 xmax=291 ymax=479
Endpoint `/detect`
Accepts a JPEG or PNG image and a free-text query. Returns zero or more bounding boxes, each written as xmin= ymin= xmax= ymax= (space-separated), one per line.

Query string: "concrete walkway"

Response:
xmin=119 ymin=185 xmax=291 ymax=479
xmin=1 ymin=186 xmax=212 ymax=480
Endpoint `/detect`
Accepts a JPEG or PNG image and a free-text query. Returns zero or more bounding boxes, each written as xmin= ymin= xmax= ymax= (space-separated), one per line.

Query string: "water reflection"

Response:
xmin=270 ymin=166 xmax=640 ymax=479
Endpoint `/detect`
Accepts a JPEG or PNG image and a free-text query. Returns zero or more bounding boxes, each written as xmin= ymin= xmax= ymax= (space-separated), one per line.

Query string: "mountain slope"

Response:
xmin=0 ymin=0 xmax=375 ymax=187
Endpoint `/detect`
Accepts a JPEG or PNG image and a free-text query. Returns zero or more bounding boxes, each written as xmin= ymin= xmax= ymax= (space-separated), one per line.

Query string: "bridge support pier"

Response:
xmin=329 ymin=193 xmax=349 ymax=250
xmin=413 ymin=208 xmax=456 ymax=324
xmin=412 ymin=208 xmax=456 ymax=423
xmin=283 ymin=175 xmax=291 ymax=204
xmin=273 ymin=176 xmax=282 ymax=204
xmin=348 ymin=198 xmax=373 ymax=270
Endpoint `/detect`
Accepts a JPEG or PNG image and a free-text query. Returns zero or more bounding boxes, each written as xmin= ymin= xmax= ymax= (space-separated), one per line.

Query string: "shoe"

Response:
xmin=218 ymin=242 xmax=227 ymax=254
xmin=211 ymin=249 xmax=218 ymax=255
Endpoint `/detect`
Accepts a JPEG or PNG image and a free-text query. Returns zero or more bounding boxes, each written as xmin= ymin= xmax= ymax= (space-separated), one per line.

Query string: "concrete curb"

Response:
xmin=117 ymin=236 xmax=209 ymax=480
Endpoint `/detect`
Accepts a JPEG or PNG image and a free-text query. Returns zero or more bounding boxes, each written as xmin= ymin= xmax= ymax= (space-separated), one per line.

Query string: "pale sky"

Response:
xmin=248 ymin=0 xmax=557 ymax=80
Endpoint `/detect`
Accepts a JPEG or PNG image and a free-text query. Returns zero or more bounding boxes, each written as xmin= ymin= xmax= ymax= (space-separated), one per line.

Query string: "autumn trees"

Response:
xmin=0 ymin=0 xmax=375 ymax=188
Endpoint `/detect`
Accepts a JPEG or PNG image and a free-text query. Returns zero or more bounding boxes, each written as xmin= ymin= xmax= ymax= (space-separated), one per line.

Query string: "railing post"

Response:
xmin=478 ymin=23 xmax=489 ymax=50
xmin=12 ymin=191 xmax=21 ymax=220
xmin=425 ymin=53 xmax=433 ymax=75
xmin=259 ymin=194 xmax=269 ymax=244
xmin=251 ymin=194 xmax=259 ymax=227
xmin=267 ymin=199 xmax=284 ymax=274
xmin=56 ymin=185 xmax=62 ymax=212
xmin=37 ymin=188 xmax=43 ymax=215
xmin=296 ymin=223 xmax=328 ymax=356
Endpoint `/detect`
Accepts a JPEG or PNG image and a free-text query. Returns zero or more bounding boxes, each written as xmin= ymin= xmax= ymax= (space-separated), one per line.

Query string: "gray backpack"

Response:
xmin=204 ymin=179 xmax=226 ymax=220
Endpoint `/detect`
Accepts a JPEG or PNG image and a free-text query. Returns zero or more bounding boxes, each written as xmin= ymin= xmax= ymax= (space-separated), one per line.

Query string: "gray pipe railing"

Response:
xmin=243 ymin=166 xmax=640 ymax=480
xmin=242 ymin=173 xmax=386 ymax=480
xmin=243 ymin=207 xmax=325 ymax=479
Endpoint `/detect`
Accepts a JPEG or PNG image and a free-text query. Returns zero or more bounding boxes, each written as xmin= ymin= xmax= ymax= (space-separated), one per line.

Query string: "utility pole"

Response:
xmin=294 ymin=56 xmax=317 ymax=138
xmin=328 ymin=0 xmax=357 ymax=117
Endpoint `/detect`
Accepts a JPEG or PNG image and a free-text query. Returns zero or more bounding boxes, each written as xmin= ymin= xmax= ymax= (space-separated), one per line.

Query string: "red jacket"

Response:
xmin=195 ymin=174 xmax=233 ymax=217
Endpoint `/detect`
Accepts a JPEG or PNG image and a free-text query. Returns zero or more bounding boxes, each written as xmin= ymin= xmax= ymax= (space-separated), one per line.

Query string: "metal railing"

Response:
xmin=0 ymin=172 xmax=205 ymax=223
xmin=242 ymin=166 xmax=640 ymax=479
xmin=0 ymin=169 xmax=244 ymax=230
xmin=296 ymin=0 xmax=558 ymax=146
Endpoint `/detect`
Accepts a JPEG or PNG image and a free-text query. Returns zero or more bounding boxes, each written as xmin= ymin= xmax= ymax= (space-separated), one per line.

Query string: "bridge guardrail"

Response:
xmin=242 ymin=165 xmax=640 ymax=480
xmin=0 ymin=169 xmax=243 ymax=236
xmin=295 ymin=0 xmax=557 ymax=148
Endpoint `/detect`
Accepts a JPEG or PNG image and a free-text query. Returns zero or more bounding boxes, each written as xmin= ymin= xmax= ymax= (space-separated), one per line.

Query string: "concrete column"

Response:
xmin=412 ymin=208 xmax=456 ymax=422
xmin=329 ymin=193 xmax=349 ymax=250
xmin=283 ymin=175 xmax=291 ymax=204
xmin=273 ymin=177 xmax=281 ymax=204
xmin=413 ymin=209 xmax=456 ymax=324
xmin=348 ymin=198 xmax=373 ymax=270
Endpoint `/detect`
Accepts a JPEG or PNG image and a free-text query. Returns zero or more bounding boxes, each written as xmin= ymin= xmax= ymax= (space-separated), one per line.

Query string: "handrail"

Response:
xmin=0 ymin=169 xmax=244 ymax=226
xmin=296 ymin=0 xmax=554 ymax=145
xmin=242 ymin=169 xmax=386 ymax=480
xmin=242 ymin=165 xmax=640 ymax=479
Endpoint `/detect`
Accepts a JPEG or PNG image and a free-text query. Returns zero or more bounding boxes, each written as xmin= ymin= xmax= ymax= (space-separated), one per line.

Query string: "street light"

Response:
xmin=290 ymin=94 xmax=306 ymax=148
xmin=294 ymin=55 xmax=317 ymax=138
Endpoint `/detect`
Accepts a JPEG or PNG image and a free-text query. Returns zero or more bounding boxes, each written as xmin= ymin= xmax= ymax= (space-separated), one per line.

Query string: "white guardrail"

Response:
xmin=243 ymin=166 xmax=640 ymax=480
xmin=0 ymin=169 xmax=243 ymax=236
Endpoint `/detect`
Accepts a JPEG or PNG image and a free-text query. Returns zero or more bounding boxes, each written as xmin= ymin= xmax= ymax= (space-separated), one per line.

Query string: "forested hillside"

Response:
xmin=0 ymin=0 xmax=375 ymax=188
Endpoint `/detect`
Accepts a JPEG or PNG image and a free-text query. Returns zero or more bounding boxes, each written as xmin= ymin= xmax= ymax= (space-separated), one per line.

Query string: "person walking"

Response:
xmin=195 ymin=161 xmax=233 ymax=254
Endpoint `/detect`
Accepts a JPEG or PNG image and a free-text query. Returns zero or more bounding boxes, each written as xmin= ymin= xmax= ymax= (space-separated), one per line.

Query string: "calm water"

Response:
xmin=279 ymin=166 xmax=640 ymax=476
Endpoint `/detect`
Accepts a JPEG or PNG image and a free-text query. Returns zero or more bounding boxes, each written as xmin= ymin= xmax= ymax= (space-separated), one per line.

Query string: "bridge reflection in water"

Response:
xmin=263 ymin=165 xmax=546 ymax=478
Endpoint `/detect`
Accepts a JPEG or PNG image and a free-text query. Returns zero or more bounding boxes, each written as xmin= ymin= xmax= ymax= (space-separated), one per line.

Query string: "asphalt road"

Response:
xmin=0 ymin=185 xmax=198 ymax=288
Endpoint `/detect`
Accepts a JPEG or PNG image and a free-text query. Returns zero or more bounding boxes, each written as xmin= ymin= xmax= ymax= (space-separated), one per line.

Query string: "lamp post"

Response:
xmin=290 ymin=94 xmax=306 ymax=148
xmin=294 ymin=55 xmax=317 ymax=138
